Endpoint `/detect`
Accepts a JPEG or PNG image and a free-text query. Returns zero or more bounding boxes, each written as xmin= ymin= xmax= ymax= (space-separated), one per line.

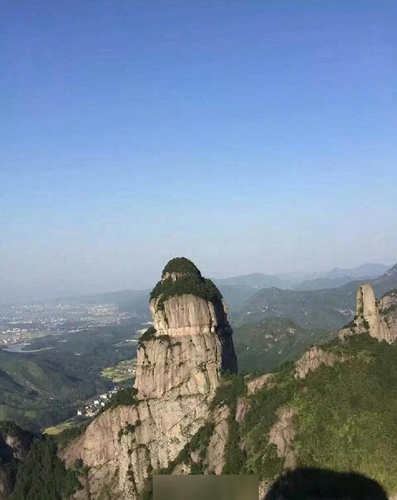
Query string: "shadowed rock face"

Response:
xmin=64 ymin=258 xmax=237 ymax=500
xmin=0 ymin=423 xmax=33 ymax=500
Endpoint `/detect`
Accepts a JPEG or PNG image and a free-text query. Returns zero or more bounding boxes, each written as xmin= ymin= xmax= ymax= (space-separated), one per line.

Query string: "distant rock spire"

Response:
xmin=340 ymin=282 xmax=396 ymax=343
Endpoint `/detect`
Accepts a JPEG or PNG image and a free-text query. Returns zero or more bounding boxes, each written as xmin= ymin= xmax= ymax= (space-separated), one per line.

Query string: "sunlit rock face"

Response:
xmin=64 ymin=257 xmax=237 ymax=500
xmin=294 ymin=346 xmax=340 ymax=380
xmin=340 ymin=282 xmax=397 ymax=344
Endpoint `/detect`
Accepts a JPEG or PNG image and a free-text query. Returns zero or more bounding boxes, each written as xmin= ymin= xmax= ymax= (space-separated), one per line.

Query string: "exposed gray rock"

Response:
xmin=207 ymin=405 xmax=230 ymax=474
xmin=269 ymin=407 xmax=297 ymax=469
xmin=295 ymin=346 xmax=340 ymax=380
xmin=246 ymin=373 xmax=275 ymax=395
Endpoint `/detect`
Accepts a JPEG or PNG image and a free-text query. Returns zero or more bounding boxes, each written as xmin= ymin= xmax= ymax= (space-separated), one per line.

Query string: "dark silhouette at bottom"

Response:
xmin=263 ymin=468 xmax=388 ymax=500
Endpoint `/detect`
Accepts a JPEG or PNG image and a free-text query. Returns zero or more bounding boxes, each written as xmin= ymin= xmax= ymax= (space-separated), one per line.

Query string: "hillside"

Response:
xmin=234 ymin=285 xmax=357 ymax=330
xmin=0 ymin=351 xmax=87 ymax=431
xmin=233 ymin=318 xmax=326 ymax=373
xmin=0 ymin=322 xmax=140 ymax=431
xmin=206 ymin=333 xmax=397 ymax=495
xmin=160 ymin=284 xmax=397 ymax=497
xmin=234 ymin=263 xmax=397 ymax=331
xmin=294 ymin=275 xmax=365 ymax=291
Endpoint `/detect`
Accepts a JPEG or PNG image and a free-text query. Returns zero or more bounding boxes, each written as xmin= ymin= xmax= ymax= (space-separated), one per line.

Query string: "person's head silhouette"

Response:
xmin=263 ymin=468 xmax=388 ymax=500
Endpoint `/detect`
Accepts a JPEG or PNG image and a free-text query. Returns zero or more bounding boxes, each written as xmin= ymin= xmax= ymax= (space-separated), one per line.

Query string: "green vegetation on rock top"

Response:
xmin=161 ymin=257 xmax=202 ymax=277
xmin=150 ymin=259 xmax=223 ymax=305
xmin=150 ymin=275 xmax=223 ymax=304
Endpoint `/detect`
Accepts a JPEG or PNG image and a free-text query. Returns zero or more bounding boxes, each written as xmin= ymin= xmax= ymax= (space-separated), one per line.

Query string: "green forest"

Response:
xmin=0 ymin=322 xmax=139 ymax=431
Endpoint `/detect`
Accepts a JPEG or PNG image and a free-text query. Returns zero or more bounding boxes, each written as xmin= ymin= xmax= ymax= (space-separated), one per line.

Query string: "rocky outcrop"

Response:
xmin=64 ymin=258 xmax=237 ymax=499
xmin=356 ymin=283 xmax=392 ymax=342
xmin=380 ymin=289 xmax=397 ymax=340
xmin=269 ymin=407 xmax=297 ymax=469
xmin=207 ymin=405 xmax=230 ymax=474
xmin=246 ymin=373 xmax=275 ymax=395
xmin=150 ymin=294 xmax=230 ymax=337
xmin=340 ymin=283 xmax=397 ymax=344
xmin=295 ymin=346 xmax=340 ymax=380
xmin=235 ymin=397 xmax=251 ymax=424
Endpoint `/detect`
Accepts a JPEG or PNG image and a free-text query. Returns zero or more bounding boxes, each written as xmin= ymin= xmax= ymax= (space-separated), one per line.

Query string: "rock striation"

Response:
xmin=64 ymin=257 xmax=237 ymax=499
xmin=340 ymin=282 xmax=397 ymax=344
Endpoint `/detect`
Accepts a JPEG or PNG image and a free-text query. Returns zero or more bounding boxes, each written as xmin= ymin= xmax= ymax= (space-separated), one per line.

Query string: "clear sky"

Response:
xmin=1 ymin=0 xmax=396 ymax=301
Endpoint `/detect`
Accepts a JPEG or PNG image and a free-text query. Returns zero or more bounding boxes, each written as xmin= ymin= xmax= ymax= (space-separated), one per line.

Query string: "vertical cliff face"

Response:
xmin=340 ymin=283 xmax=397 ymax=343
xmin=64 ymin=257 xmax=237 ymax=499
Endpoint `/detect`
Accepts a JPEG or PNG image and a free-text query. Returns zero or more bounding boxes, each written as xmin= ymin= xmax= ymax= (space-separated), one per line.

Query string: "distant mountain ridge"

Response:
xmin=234 ymin=262 xmax=397 ymax=331
xmin=372 ymin=263 xmax=397 ymax=297
xmin=320 ymin=262 xmax=390 ymax=279
xmin=214 ymin=273 xmax=291 ymax=289
xmin=294 ymin=275 xmax=368 ymax=291
xmin=213 ymin=262 xmax=390 ymax=294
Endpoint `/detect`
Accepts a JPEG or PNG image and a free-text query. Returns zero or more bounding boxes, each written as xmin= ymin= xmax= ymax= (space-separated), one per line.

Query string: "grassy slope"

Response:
xmin=233 ymin=317 xmax=328 ymax=373
xmin=222 ymin=334 xmax=397 ymax=495
xmin=234 ymin=285 xmax=358 ymax=330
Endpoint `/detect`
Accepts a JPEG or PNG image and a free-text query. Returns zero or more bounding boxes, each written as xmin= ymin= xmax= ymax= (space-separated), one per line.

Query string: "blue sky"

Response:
xmin=1 ymin=0 xmax=396 ymax=300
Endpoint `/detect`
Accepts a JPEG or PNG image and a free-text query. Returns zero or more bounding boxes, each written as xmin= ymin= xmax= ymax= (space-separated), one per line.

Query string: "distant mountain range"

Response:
xmin=214 ymin=262 xmax=390 ymax=291
xmin=214 ymin=273 xmax=291 ymax=290
xmin=294 ymin=275 xmax=362 ymax=291
xmin=233 ymin=263 xmax=397 ymax=331
xmin=2 ymin=263 xmax=392 ymax=329
xmin=305 ymin=262 xmax=390 ymax=280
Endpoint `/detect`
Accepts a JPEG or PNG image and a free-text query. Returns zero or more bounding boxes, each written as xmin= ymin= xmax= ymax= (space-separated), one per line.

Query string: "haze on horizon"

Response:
xmin=2 ymin=1 xmax=396 ymax=303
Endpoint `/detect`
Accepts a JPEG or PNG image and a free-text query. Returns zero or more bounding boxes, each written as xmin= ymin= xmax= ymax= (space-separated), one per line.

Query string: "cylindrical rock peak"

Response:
xmin=135 ymin=257 xmax=237 ymax=397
